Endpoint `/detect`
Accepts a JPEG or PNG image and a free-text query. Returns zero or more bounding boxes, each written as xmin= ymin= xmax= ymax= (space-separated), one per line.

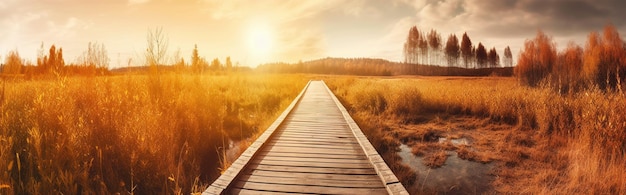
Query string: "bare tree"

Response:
xmin=145 ymin=27 xmax=169 ymax=67
xmin=403 ymin=26 xmax=420 ymax=64
xmin=461 ymin=32 xmax=473 ymax=68
xmin=444 ymin=34 xmax=460 ymax=67
xmin=225 ymin=56 xmax=233 ymax=71
xmin=210 ymin=58 xmax=221 ymax=71
xmin=488 ymin=47 xmax=500 ymax=67
xmin=503 ymin=46 xmax=513 ymax=67
xmin=428 ymin=29 xmax=442 ymax=65
xmin=475 ymin=43 xmax=488 ymax=68
xmin=42 ymin=45 xmax=64 ymax=74
xmin=418 ymin=34 xmax=429 ymax=65
xmin=191 ymin=44 xmax=206 ymax=73
xmin=78 ymin=42 xmax=110 ymax=69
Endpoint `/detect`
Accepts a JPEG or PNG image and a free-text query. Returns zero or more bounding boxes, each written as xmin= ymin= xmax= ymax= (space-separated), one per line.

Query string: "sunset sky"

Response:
xmin=1 ymin=0 xmax=625 ymax=68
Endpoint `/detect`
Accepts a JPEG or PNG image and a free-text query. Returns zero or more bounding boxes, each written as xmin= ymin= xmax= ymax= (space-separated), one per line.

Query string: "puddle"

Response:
xmin=398 ymin=144 xmax=493 ymax=194
xmin=438 ymin=137 xmax=470 ymax=146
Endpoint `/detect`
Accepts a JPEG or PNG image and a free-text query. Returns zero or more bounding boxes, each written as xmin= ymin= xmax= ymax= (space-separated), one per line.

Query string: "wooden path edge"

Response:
xmin=203 ymin=80 xmax=312 ymax=195
xmin=321 ymin=80 xmax=409 ymax=195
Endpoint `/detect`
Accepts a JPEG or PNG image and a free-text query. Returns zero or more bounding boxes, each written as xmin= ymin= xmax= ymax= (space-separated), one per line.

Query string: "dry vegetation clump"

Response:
xmin=0 ymin=73 xmax=306 ymax=194
xmin=422 ymin=150 xmax=448 ymax=168
xmin=326 ymin=76 xmax=626 ymax=194
xmin=456 ymin=145 xmax=490 ymax=163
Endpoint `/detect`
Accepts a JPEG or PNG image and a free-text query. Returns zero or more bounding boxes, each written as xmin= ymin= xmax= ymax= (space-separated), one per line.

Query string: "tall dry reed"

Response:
xmin=0 ymin=73 xmax=306 ymax=194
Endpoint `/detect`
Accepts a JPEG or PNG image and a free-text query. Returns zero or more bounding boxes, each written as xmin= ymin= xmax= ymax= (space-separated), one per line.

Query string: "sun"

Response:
xmin=247 ymin=23 xmax=274 ymax=57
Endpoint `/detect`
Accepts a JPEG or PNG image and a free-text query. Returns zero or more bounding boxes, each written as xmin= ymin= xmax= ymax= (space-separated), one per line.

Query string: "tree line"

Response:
xmin=1 ymin=42 xmax=112 ymax=78
xmin=403 ymin=26 xmax=513 ymax=69
xmin=257 ymin=57 xmax=513 ymax=76
xmin=0 ymin=28 xmax=241 ymax=78
xmin=516 ymin=24 xmax=626 ymax=92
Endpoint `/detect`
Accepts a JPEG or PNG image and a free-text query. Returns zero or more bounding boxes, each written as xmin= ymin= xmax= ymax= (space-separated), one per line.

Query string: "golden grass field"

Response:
xmin=326 ymin=76 xmax=626 ymax=194
xmin=1 ymin=73 xmax=624 ymax=194
xmin=0 ymin=73 xmax=307 ymax=194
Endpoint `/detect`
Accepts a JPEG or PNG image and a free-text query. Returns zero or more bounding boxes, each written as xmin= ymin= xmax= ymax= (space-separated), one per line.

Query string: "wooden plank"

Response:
xmin=249 ymin=164 xmax=378 ymax=175
xmin=233 ymin=181 xmax=387 ymax=195
xmin=261 ymin=146 xmax=363 ymax=155
xmin=277 ymin=129 xmax=353 ymax=134
xmin=274 ymin=133 xmax=356 ymax=140
xmin=237 ymin=174 xmax=383 ymax=188
xmin=251 ymin=158 xmax=373 ymax=169
xmin=268 ymin=139 xmax=361 ymax=146
xmin=267 ymin=142 xmax=363 ymax=150
xmin=229 ymin=188 xmax=303 ymax=195
xmin=282 ymin=123 xmax=349 ymax=128
xmin=280 ymin=126 xmax=349 ymax=130
xmin=270 ymin=137 xmax=356 ymax=144
xmin=277 ymin=126 xmax=349 ymax=132
xmin=256 ymin=151 xmax=367 ymax=160
xmin=266 ymin=144 xmax=360 ymax=151
xmin=270 ymin=134 xmax=356 ymax=141
xmin=256 ymin=155 xmax=373 ymax=165
xmin=262 ymin=145 xmax=362 ymax=155
xmin=244 ymin=169 xmax=383 ymax=181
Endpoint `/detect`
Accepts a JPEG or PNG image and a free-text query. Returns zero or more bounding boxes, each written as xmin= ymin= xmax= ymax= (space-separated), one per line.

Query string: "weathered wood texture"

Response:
xmin=204 ymin=81 xmax=408 ymax=195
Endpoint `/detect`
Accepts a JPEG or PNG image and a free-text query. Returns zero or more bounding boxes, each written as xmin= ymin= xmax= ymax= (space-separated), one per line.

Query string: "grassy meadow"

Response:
xmin=1 ymin=72 xmax=624 ymax=194
xmin=326 ymin=76 xmax=626 ymax=194
xmin=0 ymin=73 xmax=307 ymax=194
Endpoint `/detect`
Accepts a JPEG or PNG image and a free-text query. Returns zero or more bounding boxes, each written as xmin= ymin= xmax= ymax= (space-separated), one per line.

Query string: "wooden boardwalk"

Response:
xmin=204 ymin=81 xmax=408 ymax=195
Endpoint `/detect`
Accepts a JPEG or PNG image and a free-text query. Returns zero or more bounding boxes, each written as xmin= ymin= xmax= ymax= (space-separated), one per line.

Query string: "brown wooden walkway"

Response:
xmin=204 ymin=81 xmax=408 ymax=195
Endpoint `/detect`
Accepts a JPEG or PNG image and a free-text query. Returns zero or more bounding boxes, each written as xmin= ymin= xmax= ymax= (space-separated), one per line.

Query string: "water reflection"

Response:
xmin=438 ymin=137 xmax=470 ymax=146
xmin=398 ymin=144 xmax=493 ymax=194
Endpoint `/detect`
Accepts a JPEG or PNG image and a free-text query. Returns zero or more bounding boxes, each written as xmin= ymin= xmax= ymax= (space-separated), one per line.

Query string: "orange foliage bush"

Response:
xmin=554 ymin=42 xmax=584 ymax=92
xmin=515 ymin=30 xmax=557 ymax=87
xmin=518 ymin=25 xmax=626 ymax=90
xmin=583 ymin=24 xmax=626 ymax=90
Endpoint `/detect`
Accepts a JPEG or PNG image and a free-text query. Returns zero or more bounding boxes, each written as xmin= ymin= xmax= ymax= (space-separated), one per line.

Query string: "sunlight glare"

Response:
xmin=248 ymin=23 xmax=273 ymax=57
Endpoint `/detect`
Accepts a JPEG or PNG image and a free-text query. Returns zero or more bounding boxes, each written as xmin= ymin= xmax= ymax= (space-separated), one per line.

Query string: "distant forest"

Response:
xmin=257 ymin=58 xmax=513 ymax=76
xmin=258 ymin=26 xmax=515 ymax=77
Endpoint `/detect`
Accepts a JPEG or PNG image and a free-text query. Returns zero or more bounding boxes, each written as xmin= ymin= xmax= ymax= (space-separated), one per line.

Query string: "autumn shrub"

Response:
xmin=518 ymin=25 xmax=626 ymax=91
xmin=553 ymin=42 xmax=584 ymax=92
xmin=582 ymin=25 xmax=626 ymax=90
xmin=0 ymin=73 xmax=306 ymax=194
xmin=2 ymin=51 xmax=23 ymax=75
xmin=515 ymin=30 xmax=557 ymax=87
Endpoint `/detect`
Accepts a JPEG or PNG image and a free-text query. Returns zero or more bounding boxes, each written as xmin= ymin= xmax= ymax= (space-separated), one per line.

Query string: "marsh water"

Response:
xmin=398 ymin=139 xmax=494 ymax=194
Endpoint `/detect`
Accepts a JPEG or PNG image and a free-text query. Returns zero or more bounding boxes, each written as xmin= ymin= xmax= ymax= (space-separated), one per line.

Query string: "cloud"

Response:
xmin=45 ymin=17 xmax=88 ymax=38
xmin=273 ymin=26 xmax=327 ymax=62
xmin=407 ymin=0 xmax=626 ymax=37
xmin=205 ymin=0 xmax=337 ymax=21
